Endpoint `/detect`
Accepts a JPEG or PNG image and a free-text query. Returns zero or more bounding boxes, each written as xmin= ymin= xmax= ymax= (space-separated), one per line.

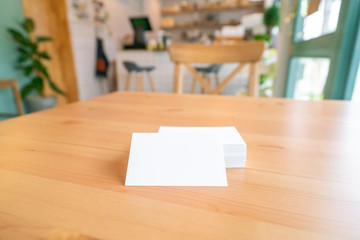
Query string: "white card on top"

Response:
xmin=125 ymin=133 xmax=228 ymax=186
xmin=158 ymin=126 xmax=245 ymax=145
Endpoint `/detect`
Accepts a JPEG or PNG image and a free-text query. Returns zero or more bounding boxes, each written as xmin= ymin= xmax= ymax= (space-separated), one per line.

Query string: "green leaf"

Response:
xmin=46 ymin=77 xmax=66 ymax=96
xmin=24 ymin=65 xmax=33 ymax=76
xmin=32 ymin=60 xmax=65 ymax=95
xmin=17 ymin=54 xmax=29 ymax=63
xmin=22 ymin=18 xmax=34 ymax=33
xmin=37 ymin=36 xmax=52 ymax=42
xmin=254 ymin=34 xmax=270 ymax=42
xmin=26 ymin=39 xmax=37 ymax=51
xmin=31 ymin=77 xmax=43 ymax=94
xmin=33 ymin=60 xmax=47 ymax=75
xmin=33 ymin=60 xmax=52 ymax=80
xmin=8 ymin=29 xmax=37 ymax=51
xmin=17 ymin=47 xmax=29 ymax=54
xmin=8 ymin=29 xmax=27 ymax=44
xmin=21 ymin=84 xmax=33 ymax=98
xmin=38 ymin=51 xmax=51 ymax=60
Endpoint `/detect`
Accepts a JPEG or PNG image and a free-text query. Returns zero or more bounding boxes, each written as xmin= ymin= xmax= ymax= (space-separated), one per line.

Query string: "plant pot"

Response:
xmin=25 ymin=95 xmax=57 ymax=113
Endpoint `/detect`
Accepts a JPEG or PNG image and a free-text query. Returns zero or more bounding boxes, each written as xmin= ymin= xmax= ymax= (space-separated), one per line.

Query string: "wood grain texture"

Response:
xmin=168 ymin=42 xmax=265 ymax=63
xmin=213 ymin=36 xmax=244 ymax=44
xmin=22 ymin=0 xmax=79 ymax=105
xmin=1 ymin=92 xmax=360 ymax=240
xmin=248 ymin=62 xmax=259 ymax=97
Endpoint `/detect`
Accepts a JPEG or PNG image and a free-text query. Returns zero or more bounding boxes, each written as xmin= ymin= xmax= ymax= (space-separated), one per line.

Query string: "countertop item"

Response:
xmin=1 ymin=92 xmax=359 ymax=239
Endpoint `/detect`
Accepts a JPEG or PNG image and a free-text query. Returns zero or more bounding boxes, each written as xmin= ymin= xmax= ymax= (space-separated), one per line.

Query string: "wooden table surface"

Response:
xmin=1 ymin=92 xmax=359 ymax=240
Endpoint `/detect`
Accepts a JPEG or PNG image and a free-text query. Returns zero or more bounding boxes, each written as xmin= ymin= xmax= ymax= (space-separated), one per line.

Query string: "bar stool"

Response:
xmin=191 ymin=64 xmax=222 ymax=93
xmin=123 ymin=61 xmax=156 ymax=92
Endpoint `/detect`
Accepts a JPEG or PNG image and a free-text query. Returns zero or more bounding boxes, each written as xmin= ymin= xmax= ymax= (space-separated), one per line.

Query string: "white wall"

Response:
xmin=67 ymin=0 xmax=144 ymax=101
xmin=143 ymin=0 xmax=161 ymax=33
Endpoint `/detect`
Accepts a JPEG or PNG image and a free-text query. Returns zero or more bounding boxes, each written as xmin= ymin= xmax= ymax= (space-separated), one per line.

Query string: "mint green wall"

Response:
xmin=0 ymin=0 xmax=29 ymax=120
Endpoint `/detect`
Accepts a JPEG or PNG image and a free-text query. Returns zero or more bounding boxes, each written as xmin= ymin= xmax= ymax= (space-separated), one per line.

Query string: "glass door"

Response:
xmin=347 ymin=18 xmax=360 ymax=101
xmin=284 ymin=0 xmax=360 ymax=100
xmin=351 ymin=63 xmax=360 ymax=103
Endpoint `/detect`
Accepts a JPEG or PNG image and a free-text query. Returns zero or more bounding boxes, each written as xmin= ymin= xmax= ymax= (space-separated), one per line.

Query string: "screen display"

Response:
xmin=130 ymin=17 xmax=152 ymax=31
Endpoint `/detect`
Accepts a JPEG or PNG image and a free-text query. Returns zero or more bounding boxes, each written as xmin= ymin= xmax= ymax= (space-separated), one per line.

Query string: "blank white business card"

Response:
xmin=158 ymin=126 xmax=247 ymax=168
xmin=158 ymin=126 xmax=245 ymax=145
xmin=125 ymin=133 xmax=228 ymax=186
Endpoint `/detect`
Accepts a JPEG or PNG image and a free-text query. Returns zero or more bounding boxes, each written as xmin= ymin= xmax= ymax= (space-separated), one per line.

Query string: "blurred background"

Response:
xmin=1 ymin=0 xmax=359 ymax=120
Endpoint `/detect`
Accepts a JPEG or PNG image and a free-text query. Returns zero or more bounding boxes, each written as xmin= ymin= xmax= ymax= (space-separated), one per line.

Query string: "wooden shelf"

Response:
xmin=161 ymin=3 xmax=263 ymax=15
xmin=162 ymin=21 xmax=241 ymax=30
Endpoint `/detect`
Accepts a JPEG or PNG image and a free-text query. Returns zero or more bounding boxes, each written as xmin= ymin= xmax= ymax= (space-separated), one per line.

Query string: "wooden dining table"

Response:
xmin=1 ymin=92 xmax=359 ymax=240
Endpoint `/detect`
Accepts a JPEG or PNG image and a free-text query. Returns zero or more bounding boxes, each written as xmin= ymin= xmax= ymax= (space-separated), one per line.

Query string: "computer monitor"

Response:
xmin=129 ymin=17 xmax=152 ymax=31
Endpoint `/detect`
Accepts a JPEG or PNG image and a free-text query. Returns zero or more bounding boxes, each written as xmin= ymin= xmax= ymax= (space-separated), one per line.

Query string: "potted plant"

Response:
xmin=263 ymin=2 xmax=280 ymax=36
xmin=8 ymin=18 xmax=65 ymax=113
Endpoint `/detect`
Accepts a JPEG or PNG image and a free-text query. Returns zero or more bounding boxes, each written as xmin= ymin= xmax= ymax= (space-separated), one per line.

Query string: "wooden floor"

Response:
xmin=0 ymin=92 xmax=360 ymax=240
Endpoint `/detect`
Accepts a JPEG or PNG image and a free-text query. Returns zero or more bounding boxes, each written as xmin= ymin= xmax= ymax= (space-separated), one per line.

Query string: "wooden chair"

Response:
xmin=213 ymin=36 xmax=244 ymax=45
xmin=0 ymin=79 xmax=24 ymax=118
xmin=168 ymin=42 xmax=266 ymax=96
xmin=191 ymin=64 xmax=222 ymax=93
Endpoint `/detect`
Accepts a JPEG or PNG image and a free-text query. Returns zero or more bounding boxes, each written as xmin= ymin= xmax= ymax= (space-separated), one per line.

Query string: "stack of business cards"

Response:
xmin=158 ymin=127 xmax=246 ymax=168
xmin=125 ymin=133 xmax=228 ymax=186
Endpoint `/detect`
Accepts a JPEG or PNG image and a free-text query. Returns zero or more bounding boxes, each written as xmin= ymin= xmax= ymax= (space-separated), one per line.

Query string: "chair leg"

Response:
xmin=215 ymin=73 xmax=221 ymax=94
xmin=248 ymin=63 xmax=259 ymax=97
xmin=201 ymin=74 xmax=206 ymax=94
xmin=173 ymin=63 xmax=183 ymax=94
xmin=137 ymin=73 xmax=143 ymax=92
xmin=190 ymin=78 xmax=196 ymax=93
xmin=207 ymin=75 xmax=211 ymax=88
xmin=148 ymin=73 xmax=156 ymax=92
xmin=125 ymin=73 xmax=131 ymax=91
xmin=215 ymin=74 xmax=220 ymax=86
xmin=201 ymin=74 xmax=211 ymax=94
